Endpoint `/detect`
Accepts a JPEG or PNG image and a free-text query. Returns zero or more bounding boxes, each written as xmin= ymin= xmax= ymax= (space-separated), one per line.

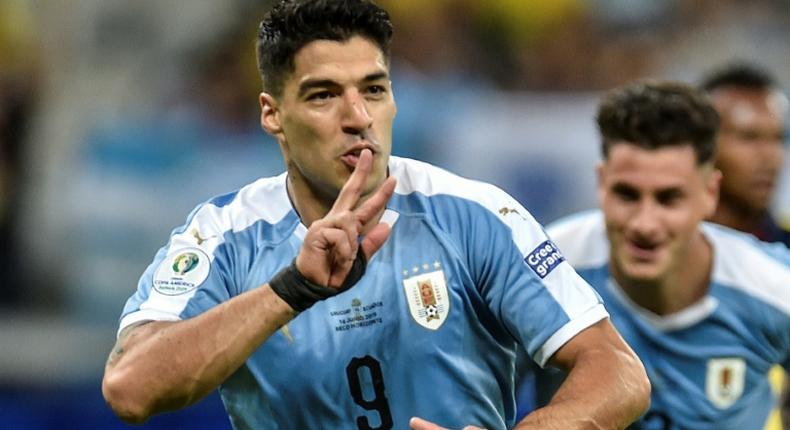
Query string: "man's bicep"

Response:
xmin=547 ymin=318 xmax=628 ymax=371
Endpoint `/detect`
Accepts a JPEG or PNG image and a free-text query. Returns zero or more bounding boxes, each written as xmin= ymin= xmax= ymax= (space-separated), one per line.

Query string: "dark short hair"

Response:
xmin=256 ymin=0 xmax=393 ymax=97
xmin=596 ymin=81 xmax=720 ymax=165
xmin=700 ymin=62 xmax=779 ymax=93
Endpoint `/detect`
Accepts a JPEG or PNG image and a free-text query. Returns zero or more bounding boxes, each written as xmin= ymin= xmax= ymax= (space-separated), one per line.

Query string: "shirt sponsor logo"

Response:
xmin=525 ymin=240 xmax=565 ymax=278
xmin=153 ymin=247 xmax=210 ymax=295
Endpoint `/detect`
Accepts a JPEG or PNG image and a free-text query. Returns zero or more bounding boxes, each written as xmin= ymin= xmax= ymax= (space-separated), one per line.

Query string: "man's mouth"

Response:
xmin=751 ymin=177 xmax=776 ymax=192
xmin=625 ymin=239 xmax=660 ymax=260
xmin=340 ymin=146 xmax=375 ymax=169
xmin=341 ymin=151 xmax=362 ymax=169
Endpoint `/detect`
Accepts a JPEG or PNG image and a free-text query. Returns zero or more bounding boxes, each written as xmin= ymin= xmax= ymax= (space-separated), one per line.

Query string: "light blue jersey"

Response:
xmin=119 ymin=157 xmax=606 ymax=430
xmin=545 ymin=210 xmax=790 ymax=430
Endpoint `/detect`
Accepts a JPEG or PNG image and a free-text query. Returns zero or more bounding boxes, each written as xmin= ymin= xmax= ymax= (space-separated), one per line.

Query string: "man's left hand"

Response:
xmin=409 ymin=416 xmax=485 ymax=430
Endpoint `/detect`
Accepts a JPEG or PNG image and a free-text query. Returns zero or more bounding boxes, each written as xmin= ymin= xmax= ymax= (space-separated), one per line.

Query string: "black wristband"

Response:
xmin=269 ymin=252 xmax=367 ymax=312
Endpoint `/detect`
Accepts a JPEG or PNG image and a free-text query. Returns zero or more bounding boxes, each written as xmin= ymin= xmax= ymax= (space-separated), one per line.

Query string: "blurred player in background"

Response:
xmin=701 ymin=62 xmax=790 ymax=430
xmin=101 ymin=1 xmax=650 ymax=429
xmin=531 ymin=81 xmax=790 ymax=429
xmin=700 ymin=62 xmax=790 ymax=246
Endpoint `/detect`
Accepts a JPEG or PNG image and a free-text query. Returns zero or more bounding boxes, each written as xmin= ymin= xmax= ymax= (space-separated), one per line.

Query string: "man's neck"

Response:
xmin=614 ymin=232 xmax=713 ymax=316
xmin=709 ymin=200 xmax=766 ymax=234
xmin=286 ymin=174 xmax=384 ymax=233
xmin=286 ymin=175 xmax=333 ymax=228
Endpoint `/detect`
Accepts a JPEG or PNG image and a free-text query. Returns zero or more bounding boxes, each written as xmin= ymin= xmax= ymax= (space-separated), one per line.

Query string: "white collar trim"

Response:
xmin=606 ymin=278 xmax=718 ymax=331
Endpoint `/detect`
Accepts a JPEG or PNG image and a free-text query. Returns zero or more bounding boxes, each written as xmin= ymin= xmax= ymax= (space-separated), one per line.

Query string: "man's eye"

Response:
xmin=657 ymin=192 xmax=682 ymax=206
xmin=657 ymin=195 xmax=676 ymax=206
xmin=613 ymin=188 xmax=639 ymax=201
xmin=737 ymin=130 xmax=761 ymax=141
xmin=367 ymin=85 xmax=386 ymax=95
xmin=308 ymin=91 xmax=333 ymax=101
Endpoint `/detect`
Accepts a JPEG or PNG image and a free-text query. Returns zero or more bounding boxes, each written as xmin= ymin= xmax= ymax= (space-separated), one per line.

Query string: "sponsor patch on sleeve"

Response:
xmin=525 ymin=240 xmax=565 ymax=279
xmin=153 ymin=247 xmax=210 ymax=295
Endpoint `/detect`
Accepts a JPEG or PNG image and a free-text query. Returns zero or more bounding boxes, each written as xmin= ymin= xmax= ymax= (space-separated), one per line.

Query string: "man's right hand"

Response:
xmin=295 ymin=148 xmax=396 ymax=289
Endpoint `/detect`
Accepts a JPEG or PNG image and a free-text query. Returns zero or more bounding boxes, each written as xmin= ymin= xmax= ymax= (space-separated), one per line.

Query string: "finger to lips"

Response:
xmin=331 ymin=149 xmax=373 ymax=212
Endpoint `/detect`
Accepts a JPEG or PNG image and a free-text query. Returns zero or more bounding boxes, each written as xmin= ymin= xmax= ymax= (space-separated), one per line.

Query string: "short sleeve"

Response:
xmin=455 ymin=190 xmax=607 ymax=367
xmin=117 ymin=202 xmax=236 ymax=335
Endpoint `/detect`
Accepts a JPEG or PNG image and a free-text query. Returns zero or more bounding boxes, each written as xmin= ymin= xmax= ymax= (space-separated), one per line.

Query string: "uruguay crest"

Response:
xmin=705 ymin=357 xmax=745 ymax=409
xmin=402 ymin=268 xmax=449 ymax=330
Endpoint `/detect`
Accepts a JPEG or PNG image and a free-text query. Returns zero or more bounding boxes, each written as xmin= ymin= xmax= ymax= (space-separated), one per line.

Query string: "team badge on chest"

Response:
xmin=705 ymin=357 xmax=745 ymax=409
xmin=402 ymin=262 xmax=449 ymax=330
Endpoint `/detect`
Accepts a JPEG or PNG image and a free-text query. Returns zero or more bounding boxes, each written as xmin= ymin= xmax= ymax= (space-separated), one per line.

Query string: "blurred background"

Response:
xmin=1 ymin=0 xmax=789 ymax=428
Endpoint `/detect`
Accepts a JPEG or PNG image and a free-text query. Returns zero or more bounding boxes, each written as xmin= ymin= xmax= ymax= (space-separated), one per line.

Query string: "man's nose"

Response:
xmin=756 ymin=135 xmax=786 ymax=162
xmin=628 ymin=202 xmax=661 ymax=238
xmin=341 ymin=91 xmax=373 ymax=133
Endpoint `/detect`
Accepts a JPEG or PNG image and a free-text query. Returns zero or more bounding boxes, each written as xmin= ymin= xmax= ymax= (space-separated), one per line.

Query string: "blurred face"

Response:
xmin=710 ymin=86 xmax=788 ymax=213
xmin=260 ymin=36 xmax=396 ymax=202
xmin=598 ymin=143 xmax=719 ymax=285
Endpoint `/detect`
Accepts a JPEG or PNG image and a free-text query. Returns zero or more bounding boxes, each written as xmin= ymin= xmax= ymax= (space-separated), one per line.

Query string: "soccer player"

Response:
xmin=534 ymin=81 xmax=790 ymax=429
xmin=700 ymin=62 xmax=790 ymax=430
xmin=701 ymin=63 xmax=790 ymax=246
xmin=101 ymin=1 xmax=650 ymax=429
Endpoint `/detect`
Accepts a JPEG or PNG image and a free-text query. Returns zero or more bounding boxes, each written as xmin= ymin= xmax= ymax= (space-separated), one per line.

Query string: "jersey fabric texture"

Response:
xmin=545 ymin=210 xmax=790 ymax=430
xmin=118 ymin=157 xmax=607 ymax=430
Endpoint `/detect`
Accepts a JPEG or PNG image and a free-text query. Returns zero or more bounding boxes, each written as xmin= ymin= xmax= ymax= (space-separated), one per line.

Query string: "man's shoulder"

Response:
xmin=390 ymin=157 xmax=506 ymax=199
xmin=389 ymin=156 xmax=525 ymax=216
xmin=388 ymin=157 xmax=557 ymax=255
xmin=705 ymin=222 xmax=790 ymax=316
xmin=184 ymin=172 xmax=292 ymax=237
xmin=545 ymin=210 xmax=609 ymax=270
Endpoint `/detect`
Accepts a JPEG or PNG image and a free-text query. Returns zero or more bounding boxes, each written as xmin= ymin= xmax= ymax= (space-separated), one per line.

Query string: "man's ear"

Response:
xmin=702 ymin=167 xmax=722 ymax=218
xmin=595 ymin=162 xmax=607 ymax=207
xmin=259 ymin=92 xmax=282 ymax=135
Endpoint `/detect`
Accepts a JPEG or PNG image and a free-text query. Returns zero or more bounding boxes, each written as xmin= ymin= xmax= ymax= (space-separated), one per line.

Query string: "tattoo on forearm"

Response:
xmin=107 ymin=344 xmax=124 ymax=365
xmin=106 ymin=321 xmax=152 ymax=366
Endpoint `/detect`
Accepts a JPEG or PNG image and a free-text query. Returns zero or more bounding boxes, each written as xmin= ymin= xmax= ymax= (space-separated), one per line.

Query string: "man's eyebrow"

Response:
xmin=611 ymin=182 xmax=638 ymax=194
xmin=297 ymin=79 xmax=338 ymax=98
xmin=655 ymin=187 xmax=683 ymax=199
xmin=297 ymin=72 xmax=390 ymax=98
xmin=361 ymin=72 xmax=389 ymax=83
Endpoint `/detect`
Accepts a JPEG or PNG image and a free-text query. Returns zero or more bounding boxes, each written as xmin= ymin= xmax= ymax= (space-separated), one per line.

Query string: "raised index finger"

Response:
xmin=330 ymin=148 xmax=374 ymax=213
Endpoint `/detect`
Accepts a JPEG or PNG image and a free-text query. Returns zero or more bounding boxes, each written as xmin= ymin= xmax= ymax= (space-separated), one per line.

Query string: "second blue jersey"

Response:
xmin=546 ymin=210 xmax=790 ymax=430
